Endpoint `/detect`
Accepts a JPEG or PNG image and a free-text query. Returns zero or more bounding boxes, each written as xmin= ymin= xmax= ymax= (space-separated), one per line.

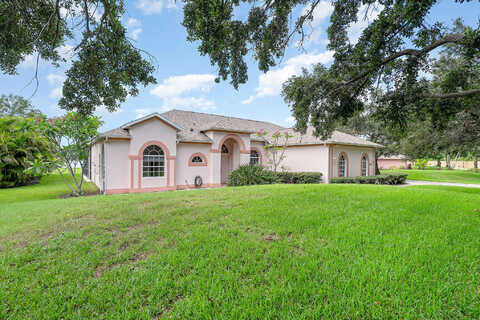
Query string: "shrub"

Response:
xmin=228 ymin=164 xmax=279 ymax=186
xmin=0 ymin=117 xmax=53 ymax=188
xmin=275 ymin=172 xmax=322 ymax=184
xmin=330 ymin=173 xmax=407 ymax=185
xmin=414 ymin=159 xmax=427 ymax=170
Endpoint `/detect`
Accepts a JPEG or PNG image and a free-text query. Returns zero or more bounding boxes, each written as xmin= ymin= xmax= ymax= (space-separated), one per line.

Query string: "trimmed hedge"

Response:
xmin=228 ymin=165 xmax=323 ymax=186
xmin=276 ymin=172 xmax=323 ymax=184
xmin=228 ymin=165 xmax=279 ymax=186
xmin=330 ymin=173 xmax=408 ymax=185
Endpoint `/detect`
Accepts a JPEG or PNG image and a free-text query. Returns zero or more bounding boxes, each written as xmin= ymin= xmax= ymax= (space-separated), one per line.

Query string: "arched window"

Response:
xmin=339 ymin=154 xmax=346 ymax=177
xmin=143 ymin=145 xmax=165 ymax=177
xmin=361 ymin=155 xmax=368 ymax=176
xmin=192 ymin=156 xmax=203 ymax=163
xmin=189 ymin=153 xmax=207 ymax=166
xmin=221 ymin=144 xmax=229 ymax=154
xmin=250 ymin=150 xmax=260 ymax=165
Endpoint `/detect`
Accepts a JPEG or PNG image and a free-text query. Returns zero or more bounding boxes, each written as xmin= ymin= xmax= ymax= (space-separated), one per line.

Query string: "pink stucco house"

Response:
xmin=88 ymin=110 xmax=381 ymax=194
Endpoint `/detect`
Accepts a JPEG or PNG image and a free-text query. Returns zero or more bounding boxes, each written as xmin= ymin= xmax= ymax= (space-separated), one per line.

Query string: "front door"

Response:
xmin=220 ymin=144 xmax=232 ymax=184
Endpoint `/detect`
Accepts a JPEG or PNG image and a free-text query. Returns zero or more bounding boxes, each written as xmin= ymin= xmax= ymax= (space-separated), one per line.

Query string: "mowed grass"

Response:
xmin=0 ymin=172 xmax=98 ymax=204
xmin=383 ymin=168 xmax=480 ymax=185
xmin=1 ymin=182 xmax=480 ymax=318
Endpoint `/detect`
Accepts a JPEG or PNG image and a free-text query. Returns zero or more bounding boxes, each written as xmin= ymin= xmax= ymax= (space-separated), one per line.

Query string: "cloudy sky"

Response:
xmin=1 ymin=0 xmax=478 ymax=132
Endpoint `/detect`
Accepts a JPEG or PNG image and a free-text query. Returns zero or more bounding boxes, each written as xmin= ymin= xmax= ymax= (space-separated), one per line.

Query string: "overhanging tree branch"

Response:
xmin=340 ymin=33 xmax=466 ymax=87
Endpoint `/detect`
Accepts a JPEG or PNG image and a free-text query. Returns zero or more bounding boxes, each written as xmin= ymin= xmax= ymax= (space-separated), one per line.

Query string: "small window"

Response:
xmin=143 ymin=145 xmax=165 ymax=177
xmin=361 ymin=156 xmax=367 ymax=176
xmin=250 ymin=150 xmax=260 ymax=165
xmin=339 ymin=155 xmax=346 ymax=177
xmin=221 ymin=144 xmax=229 ymax=154
xmin=192 ymin=156 xmax=203 ymax=163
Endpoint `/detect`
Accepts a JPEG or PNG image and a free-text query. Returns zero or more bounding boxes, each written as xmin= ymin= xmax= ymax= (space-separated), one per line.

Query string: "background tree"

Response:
xmin=0 ymin=1 xmax=156 ymax=114
xmin=0 ymin=117 xmax=53 ymax=188
xmin=182 ymin=1 xmax=480 ymax=137
xmin=0 ymin=94 xmax=43 ymax=118
xmin=43 ymin=112 xmax=102 ymax=196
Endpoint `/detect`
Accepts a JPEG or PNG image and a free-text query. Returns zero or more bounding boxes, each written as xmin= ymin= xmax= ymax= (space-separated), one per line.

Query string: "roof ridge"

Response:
xmin=162 ymin=109 xmax=286 ymax=128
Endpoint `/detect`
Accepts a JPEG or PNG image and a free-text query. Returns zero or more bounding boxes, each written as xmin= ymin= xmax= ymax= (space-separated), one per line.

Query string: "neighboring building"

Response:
xmin=377 ymin=154 xmax=408 ymax=169
xmin=89 ymin=110 xmax=381 ymax=194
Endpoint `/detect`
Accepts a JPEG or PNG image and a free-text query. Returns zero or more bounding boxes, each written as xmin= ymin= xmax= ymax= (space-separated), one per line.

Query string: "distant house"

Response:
xmin=88 ymin=110 xmax=381 ymax=194
xmin=377 ymin=154 xmax=408 ymax=169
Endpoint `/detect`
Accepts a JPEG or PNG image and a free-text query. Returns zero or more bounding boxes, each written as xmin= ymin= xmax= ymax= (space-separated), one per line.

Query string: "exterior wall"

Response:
xmin=378 ymin=159 xmax=407 ymax=170
xmin=106 ymin=118 xmax=178 ymax=194
xmin=176 ymin=143 xmax=213 ymax=188
xmin=332 ymin=145 xmax=376 ymax=178
xmin=281 ymin=145 xmax=329 ymax=182
xmin=90 ymin=141 xmax=104 ymax=191
xmin=105 ymin=140 xmax=130 ymax=190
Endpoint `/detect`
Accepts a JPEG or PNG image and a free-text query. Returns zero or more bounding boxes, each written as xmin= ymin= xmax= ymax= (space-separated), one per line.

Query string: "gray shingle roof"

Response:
xmin=161 ymin=109 xmax=284 ymax=143
xmin=97 ymin=109 xmax=381 ymax=148
xmin=274 ymin=126 xmax=383 ymax=147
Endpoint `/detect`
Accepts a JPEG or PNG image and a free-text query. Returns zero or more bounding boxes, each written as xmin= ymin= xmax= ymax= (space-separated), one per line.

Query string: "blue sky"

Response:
xmin=0 ymin=0 xmax=478 ymax=132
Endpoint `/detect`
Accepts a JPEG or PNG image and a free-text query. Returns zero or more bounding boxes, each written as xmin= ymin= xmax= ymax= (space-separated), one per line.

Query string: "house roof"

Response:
xmin=161 ymin=109 xmax=283 ymax=143
xmin=121 ymin=112 xmax=183 ymax=131
xmin=96 ymin=109 xmax=381 ymax=148
xmin=264 ymin=126 xmax=383 ymax=148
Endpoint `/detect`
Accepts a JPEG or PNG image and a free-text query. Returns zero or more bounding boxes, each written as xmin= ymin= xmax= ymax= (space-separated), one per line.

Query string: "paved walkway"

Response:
xmin=402 ymin=180 xmax=480 ymax=188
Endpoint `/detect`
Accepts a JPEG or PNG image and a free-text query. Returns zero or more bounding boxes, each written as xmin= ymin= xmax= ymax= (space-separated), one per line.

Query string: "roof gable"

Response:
xmin=121 ymin=113 xmax=183 ymax=131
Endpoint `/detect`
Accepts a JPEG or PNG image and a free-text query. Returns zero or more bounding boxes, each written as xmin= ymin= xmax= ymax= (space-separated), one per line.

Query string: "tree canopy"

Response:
xmin=0 ymin=0 xmax=156 ymax=114
xmin=182 ymin=0 xmax=480 ymax=137
xmin=0 ymin=94 xmax=43 ymax=117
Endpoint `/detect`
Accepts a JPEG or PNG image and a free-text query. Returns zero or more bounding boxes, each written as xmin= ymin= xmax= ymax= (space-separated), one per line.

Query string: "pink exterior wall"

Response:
xmin=378 ymin=159 xmax=407 ymax=170
xmin=105 ymin=140 xmax=130 ymax=190
xmin=332 ymin=145 xmax=375 ymax=178
xmin=90 ymin=142 xmax=104 ymax=190
xmin=282 ymin=145 xmax=329 ymax=181
xmin=176 ymin=143 xmax=212 ymax=188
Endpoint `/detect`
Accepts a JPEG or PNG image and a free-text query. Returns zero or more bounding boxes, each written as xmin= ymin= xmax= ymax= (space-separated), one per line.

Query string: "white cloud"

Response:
xmin=285 ymin=116 xmax=295 ymax=126
xmin=49 ymin=87 xmax=63 ymax=99
xmin=130 ymin=28 xmax=142 ymax=40
xmin=47 ymin=73 xmax=66 ymax=99
xmin=136 ymin=108 xmax=154 ymax=119
xmin=347 ymin=4 xmax=382 ymax=44
xmin=150 ymin=74 xmax=217 ymax=112
xmin=242 ymin=51 xmax=334 ymax=104
xmin=300 ymin=1 xmax=333 ymax=47
xmin=137 ymin=0 xmax=176 ymax=14
xmin=127 ymin=18 xmax=141 ymax=28
xmin=47 ymin=73 xmax=66 ymax=86
xmin=151 ymin=74 xmax=216 ymax=98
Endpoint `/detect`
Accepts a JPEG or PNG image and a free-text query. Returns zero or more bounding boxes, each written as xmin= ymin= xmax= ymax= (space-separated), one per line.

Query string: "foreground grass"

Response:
xmin=1 ymin=184 xmax=480 ymax=318
xmin=0 ymin=172 xmax=98 ymax=204
xmin=383 ymin=168 xmax=480 ymax=185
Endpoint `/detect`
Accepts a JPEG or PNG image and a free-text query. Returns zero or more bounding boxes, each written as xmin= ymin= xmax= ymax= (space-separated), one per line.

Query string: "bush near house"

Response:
xmin=228 ymin=165 xmax=323 ymax=186
xmin=331 ymin=173 xmax=408 ymax=185
xmin=228 ymin=164 xmax=279 ymax=186
xmin=276 ymin=171 xmax=323 ymax=184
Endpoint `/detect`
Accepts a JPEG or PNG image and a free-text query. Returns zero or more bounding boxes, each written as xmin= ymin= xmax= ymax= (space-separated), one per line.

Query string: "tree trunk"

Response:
xmin=437 ymin=159 xmax=441 ymax=168
xmin=375 ymin=157 xmax=380 ymax=175
xmin=475 ymin=146 xmax=478 ymax=169
xmin=446 ymin=153 xmax=451 ymax=169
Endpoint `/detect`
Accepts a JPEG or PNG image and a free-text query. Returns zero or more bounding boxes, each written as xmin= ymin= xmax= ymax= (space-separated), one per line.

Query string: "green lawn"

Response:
xmin=1 ymin=181 xmax=480 ymax=318
xmin=0 ymin=172 xmax=98 ymax=204
xmin=382 ymin=168 xmax=480 ymax=185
